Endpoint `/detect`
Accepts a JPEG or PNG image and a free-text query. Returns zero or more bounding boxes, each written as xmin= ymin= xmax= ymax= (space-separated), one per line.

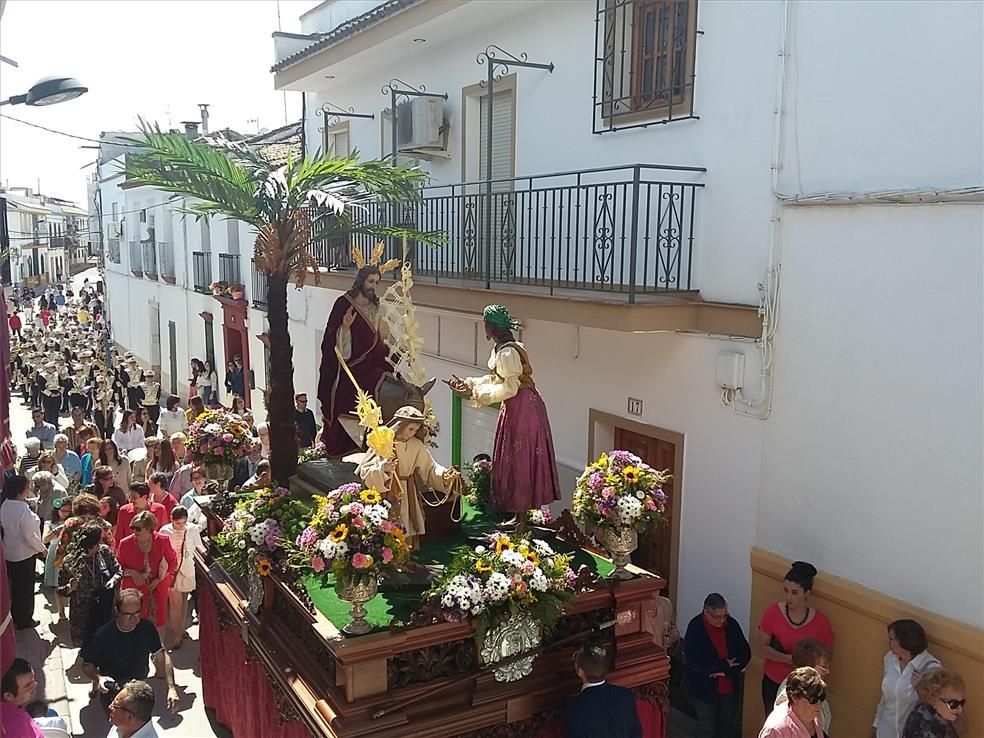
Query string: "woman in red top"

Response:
xmin=757 ymin=561 xmax=835 ymax=714
xmin=117 ymin=510 xmax=177 ymax=635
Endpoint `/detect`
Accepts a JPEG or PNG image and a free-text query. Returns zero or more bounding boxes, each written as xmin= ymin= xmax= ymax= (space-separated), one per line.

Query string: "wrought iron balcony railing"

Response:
xmin=192 ymin=251 xmax=212 ymax=293
xmin=253 ymin=266 xmax=268 ymax=310
xmin=218 ymin=253 xmax=242 ymax=286
xmin=128 ymin=241 xmax=143 ymax=277
xmin=142 ymin=242 xmax=158 ymax=279
xmin=158 ymin=243 xmax=176 ymax=283
xmin=310 ymin=164 xmax=704 ymax=302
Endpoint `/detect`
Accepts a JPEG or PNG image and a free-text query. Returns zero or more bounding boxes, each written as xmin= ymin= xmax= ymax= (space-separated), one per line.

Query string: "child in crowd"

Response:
xmin=43 ymin=498 xmax=72 ymax=619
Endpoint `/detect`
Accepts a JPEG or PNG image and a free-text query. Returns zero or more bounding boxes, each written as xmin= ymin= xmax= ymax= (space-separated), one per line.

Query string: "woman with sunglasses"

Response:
xmin=902 ymin=669 xmax=965 ymax=738
xmin=759 ymin=666 xmax=827 ymax=737
xmin=873 ymin=619 xmax=942 ymax=738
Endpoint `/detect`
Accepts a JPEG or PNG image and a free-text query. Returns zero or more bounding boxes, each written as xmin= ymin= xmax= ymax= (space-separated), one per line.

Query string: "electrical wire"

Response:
xmin=0 ymin=112 xmax=144 ymax=148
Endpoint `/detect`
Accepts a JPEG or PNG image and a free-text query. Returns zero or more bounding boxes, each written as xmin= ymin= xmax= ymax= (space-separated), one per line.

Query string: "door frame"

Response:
xmin=587 ymin=408 xmax=684 ymax=606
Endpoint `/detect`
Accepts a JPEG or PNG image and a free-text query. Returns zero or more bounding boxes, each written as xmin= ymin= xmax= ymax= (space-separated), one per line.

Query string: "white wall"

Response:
xmin=760 ymin=204 xmax=984 ymax=628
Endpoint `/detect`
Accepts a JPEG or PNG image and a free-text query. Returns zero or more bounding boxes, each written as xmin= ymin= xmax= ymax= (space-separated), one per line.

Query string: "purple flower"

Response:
xmin=589 ymin=472 xmax=605 ymax=491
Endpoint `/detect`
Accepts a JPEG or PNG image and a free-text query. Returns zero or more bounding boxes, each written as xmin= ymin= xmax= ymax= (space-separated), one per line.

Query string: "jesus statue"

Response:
xmin=317 ymin=265 xmax=394 ymax=458
xmin=446 ymin=305 xmax=561 ymax=519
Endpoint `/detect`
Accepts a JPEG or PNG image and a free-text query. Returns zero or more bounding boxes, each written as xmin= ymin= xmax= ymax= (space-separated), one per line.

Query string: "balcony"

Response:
xmin=142 ymin=242 xmax=158 ymax=280
xmin=158 ymin=243 xmax=176 ymax=284
xmin=218 ymin=253 xmax=242 ymax=287
xmin=128 ymin=241 xmax=143 ymax=277
xmin=192 ymin=251 xmax=212 ymax=294
xmin=312 ymin=164 xmax=703 ymax=303
xmin=253 ymin=267 xmax=268 ymax=310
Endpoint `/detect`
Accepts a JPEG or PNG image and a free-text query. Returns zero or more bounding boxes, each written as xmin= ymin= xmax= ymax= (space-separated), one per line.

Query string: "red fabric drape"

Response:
xmin=198 ymin=583 xmax=311 ymax=738
xmin=533 ymin=698 xmax=665 ymax=738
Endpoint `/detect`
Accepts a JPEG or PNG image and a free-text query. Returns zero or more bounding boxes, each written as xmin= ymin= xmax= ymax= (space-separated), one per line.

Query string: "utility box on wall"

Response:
xmin=716 ymin=352 xmax=745 ymax=391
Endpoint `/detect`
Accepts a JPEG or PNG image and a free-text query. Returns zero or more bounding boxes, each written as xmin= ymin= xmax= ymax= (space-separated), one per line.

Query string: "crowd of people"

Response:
xmin=2 ymin=282 xmax=325 ymax=735
xmin=675 ymin=562 xmax=967 ymax=738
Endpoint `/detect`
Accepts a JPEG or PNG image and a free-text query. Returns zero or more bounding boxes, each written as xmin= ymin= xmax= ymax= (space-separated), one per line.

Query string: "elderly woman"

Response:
xmin=58 ymin=522 xmax=121 ymax=647
xmin=30 ymin=470 xmax=66 ymax=528
xmin=759 ymin=667 xmax=827 ymax=738
xmin=256 ymin=421 xmax=271 ymax=458
xmin=117 ymin=509 xmax=178 ymax=636
xmin=758 ymin=561 xmax=835 ymax=712
xmin=776 ymin=639 xmax=832 ymax=734
xmin=17 ymin=437 xmax=42 ymax=476
xmin=873 ymin=619 xmax=942 ymax=738
xmin=33 ymin=450 xmax=70 ymax=491
xmin=88 ymin=465 xmax=127 ymax=526
xmin=902 ymin=669 xmax=966 ymax=738
xmin=53 ymin=432 xmax=83 ymax=487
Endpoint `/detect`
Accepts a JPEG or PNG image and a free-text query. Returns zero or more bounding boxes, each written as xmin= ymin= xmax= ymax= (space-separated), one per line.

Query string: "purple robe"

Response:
xmin=317 ymin=294 xmax=393 ymax=457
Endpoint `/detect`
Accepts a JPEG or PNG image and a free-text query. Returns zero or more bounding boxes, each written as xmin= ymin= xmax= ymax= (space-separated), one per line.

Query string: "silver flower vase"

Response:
xmin=598 ymin=526 xmax=638 ymax=580
xmin=334 ymin=571 xmax=378 ymax=635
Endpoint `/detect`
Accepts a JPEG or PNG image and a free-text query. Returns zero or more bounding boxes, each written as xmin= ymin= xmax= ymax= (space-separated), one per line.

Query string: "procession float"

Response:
xmin=193 ymin=250 xmax=674 ymax=738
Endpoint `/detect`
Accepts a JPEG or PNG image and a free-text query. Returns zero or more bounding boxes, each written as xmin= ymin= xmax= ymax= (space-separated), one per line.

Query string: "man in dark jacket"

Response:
xmin=683 ymin=593 xmax=751 ymax=738
xmin=564 ymin=641 xmax=641 ymax=738
xmin=294 ymin=393 xmax=318 ymax=448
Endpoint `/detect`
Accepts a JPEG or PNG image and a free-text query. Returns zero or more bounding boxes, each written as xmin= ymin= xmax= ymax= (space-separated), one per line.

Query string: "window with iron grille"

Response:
xmin=594 ymin=0 xmax=698 ymax=133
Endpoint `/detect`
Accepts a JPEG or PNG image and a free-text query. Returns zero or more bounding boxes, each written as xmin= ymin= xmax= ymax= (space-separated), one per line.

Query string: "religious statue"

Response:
xmin=446 ymin=305 xmax=561 ymax=519
xmin=356 ymin=405 xmax=462 ymax=548
xmin=317 ymin=246 xmax=401 ymax=458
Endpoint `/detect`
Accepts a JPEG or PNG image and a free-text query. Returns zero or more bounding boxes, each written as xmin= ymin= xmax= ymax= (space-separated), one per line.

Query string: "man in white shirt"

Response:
xmin=158 ymin=395 xmax=188 ymax=440
xmin=106 ymin=680 xmax=162 ymax=738
xmin=0 ymin=475 xmax=46 ymax=629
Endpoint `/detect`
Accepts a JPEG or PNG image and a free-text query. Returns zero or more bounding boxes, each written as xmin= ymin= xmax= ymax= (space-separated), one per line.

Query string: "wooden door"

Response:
xmin=614 ymin=427 xmax=676 ymax=590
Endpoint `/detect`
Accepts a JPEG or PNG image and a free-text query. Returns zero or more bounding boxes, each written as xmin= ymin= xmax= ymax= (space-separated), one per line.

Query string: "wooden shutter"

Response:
xmin=478 ymin=90 xmax=515 ymax=279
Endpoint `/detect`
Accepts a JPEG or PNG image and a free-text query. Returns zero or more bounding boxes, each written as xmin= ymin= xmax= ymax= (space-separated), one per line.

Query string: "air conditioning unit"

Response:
xmin=396 ymin=97 xmax=449 ymax=156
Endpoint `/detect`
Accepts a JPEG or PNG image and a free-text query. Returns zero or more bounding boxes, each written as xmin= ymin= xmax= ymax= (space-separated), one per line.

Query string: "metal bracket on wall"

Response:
xmin=316 ymin=102 xmax=375 ymax=132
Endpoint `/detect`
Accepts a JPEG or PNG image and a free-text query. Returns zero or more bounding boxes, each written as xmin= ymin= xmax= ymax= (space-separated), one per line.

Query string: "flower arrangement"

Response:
xmin=463 ymin=457 xmax=493 ymax=511
xmin=291 ymin=482 xmax=410 ymax=584
xmin=526 ymin=507 xmax=553 ymax=527
xmin=424 ymin=532 xmax=576 ymax=636
xmin=298 ymin=441 xmax=327 ymax=464
xmin=186 ymin=408 xmax=253 ymax=466
xmin=215 ymin=486 xmax=312 ymax=578
xmin=572 ymin=450 xmax=669 ymax=532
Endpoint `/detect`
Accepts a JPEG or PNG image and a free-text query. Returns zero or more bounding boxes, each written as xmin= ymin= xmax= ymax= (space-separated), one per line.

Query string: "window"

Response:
xmin=323 ymin=121 xmax=350 ymax=158
xmin=594 ymin=0 xmax=698 ymax=133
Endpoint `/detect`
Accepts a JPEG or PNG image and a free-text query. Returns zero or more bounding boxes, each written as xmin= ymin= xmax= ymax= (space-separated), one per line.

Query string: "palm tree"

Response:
xmin=125 ymin=121 xmax=429 ymax=485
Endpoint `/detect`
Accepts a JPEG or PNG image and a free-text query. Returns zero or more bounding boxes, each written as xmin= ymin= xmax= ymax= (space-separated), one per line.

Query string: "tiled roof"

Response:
xmin=270 ymin=0 xmax=422 ymax=73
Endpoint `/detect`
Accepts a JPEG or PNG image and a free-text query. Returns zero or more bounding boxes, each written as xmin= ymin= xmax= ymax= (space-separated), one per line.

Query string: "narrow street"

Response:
xmin=8 ymin=266 xmax=227 ymax=737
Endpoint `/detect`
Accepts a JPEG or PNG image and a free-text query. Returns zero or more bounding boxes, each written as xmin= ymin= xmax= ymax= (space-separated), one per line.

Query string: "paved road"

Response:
xmin=9 ymin=264 xmax=229 ymax=736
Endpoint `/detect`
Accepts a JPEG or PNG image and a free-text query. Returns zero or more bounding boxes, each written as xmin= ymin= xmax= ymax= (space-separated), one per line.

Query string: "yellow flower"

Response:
xmin=360 ymin=489 xmax=382 ymax=505
xmin=476 ymin=560 xmax=492 ymax=573
xmin=390 ymin=528 xmax=406 ymax=546
xmin=255 ymin=558 xmax=273 ymax=576
xmin=366 ymin=426 xmax=395 ymax=459
xmin=525 ymin=551 xmax=540 ymax=567
xmin=494 ymin=537 xmax=514 ymax=555
xmin=622 ymin=466 xmax=641 ymax=484
xmin=329 ymin=524 xmax=349 ymax=543
xmin=356 ymin=390 xmax=383 ymax=430
xmin=598 ymin=453 xmax=609 ymax=467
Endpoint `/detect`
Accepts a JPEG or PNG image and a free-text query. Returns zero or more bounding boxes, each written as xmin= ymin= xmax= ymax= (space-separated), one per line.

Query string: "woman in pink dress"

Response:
xmin=447 ymin=305 xmax=560 ymax=519
xmin=116 ymin=510 xmax=177 ymax=635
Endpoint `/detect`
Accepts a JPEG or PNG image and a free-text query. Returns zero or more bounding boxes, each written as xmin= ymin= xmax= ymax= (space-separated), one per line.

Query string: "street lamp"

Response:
xmin=0 ymin=76 xmax=88 ymax=106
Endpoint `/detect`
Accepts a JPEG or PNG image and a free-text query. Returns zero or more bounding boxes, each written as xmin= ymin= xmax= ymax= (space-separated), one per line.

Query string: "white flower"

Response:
xmin=483 ymin=572 xmax=510 ymax=601
xmin=474 ymin=545 xmax=486 ymax=554
xmin=615 ymin=495 xmax=643 ymax=525
xmin=238 ymin=540 xmax=246 ymax=549
xmin=362 ymin=504 xmax=388 ymax=527
xmin=499 ymin=549 xmax=526 ymax=568
xmin=635 ymin=491 xmax=644 ymax=499
xmin=531 ymin=571 xmax=549 ymax=592
xmin=204 ymin=423 xmax=222 ymax=435
xmin=441 ymin=593 xmax=455 ymax=609
xmin=532 ymin=540 xmax=554 ymax=556
xmin=339 ymin=504 xmax=352 ymax=515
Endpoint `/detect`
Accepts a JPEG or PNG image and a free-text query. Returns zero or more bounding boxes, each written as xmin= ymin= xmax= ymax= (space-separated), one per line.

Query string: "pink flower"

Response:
xmin=311 ymin=556 xmax=326 ymax=573
xmin=350 ymin=516 xmax=366 ymax=529
xmin=380 ymin=520 xmax=395 ymax=533
xmin=381 ymin=547 xmax=393 ymax=564
xmin=222 ymin=433 xmax=234 ymax=442
xmin=602 ymin=487 xmax=615 ymax=499
xmin=199 ymin=444 xmax=208 ymax=454
xmin=352 ymin=552 xmax=371 ymax=569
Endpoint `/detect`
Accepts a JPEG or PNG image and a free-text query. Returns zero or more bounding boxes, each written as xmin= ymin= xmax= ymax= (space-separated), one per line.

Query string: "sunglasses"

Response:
xmin=939 ymin=697 xmax=966 ymax=710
